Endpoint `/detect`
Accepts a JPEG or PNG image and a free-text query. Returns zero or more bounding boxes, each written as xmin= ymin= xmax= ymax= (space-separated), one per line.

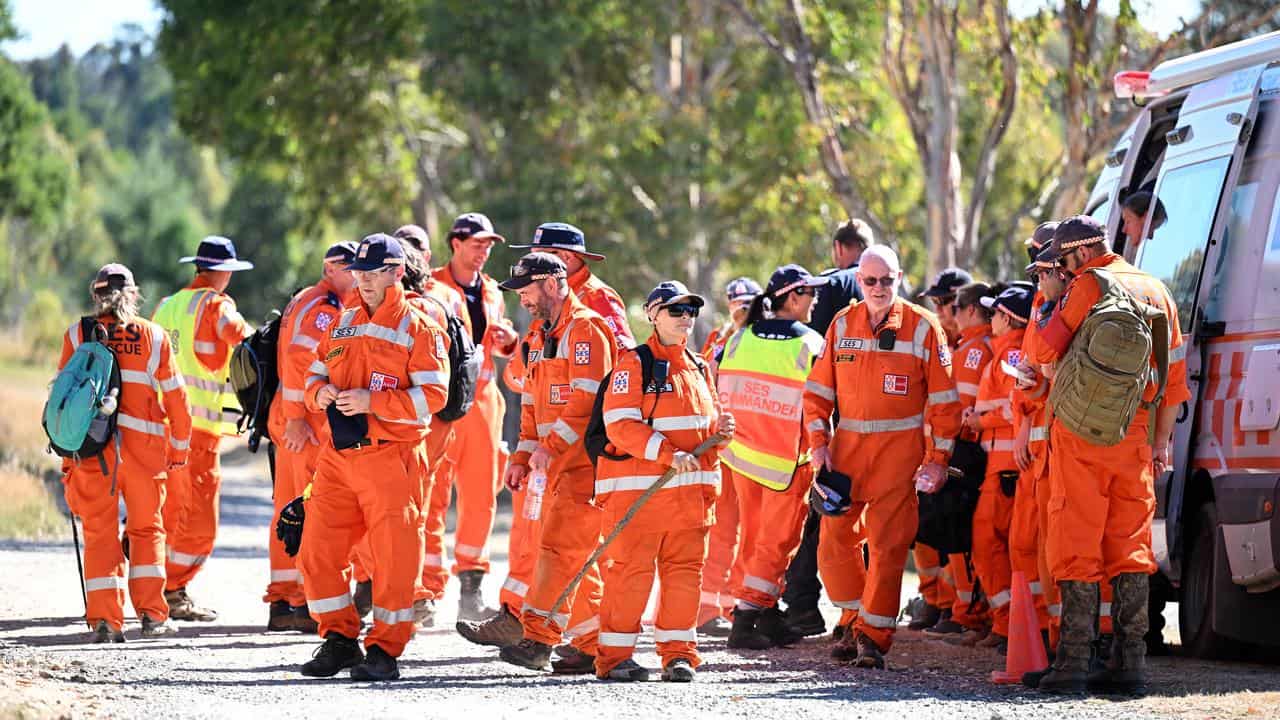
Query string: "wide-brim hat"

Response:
xmin=510 ymin=222 xmax=604 ymax=261
xmin=179 ymin=235 xmax=254 ymax=271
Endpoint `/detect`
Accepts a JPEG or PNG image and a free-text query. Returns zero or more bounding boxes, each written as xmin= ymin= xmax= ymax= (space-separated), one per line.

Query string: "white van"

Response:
xmin=1086 ymin=30 xmax=1280 ymax=658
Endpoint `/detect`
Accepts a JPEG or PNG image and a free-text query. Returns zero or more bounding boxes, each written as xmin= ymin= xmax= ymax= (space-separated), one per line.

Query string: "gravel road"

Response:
xmin=2 ymin=451 xmax=1278 ymax=720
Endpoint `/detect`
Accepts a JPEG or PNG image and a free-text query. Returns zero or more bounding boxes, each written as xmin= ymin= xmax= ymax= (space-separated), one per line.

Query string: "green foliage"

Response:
xmin=20 ymin=288 xmax=66 ymax=361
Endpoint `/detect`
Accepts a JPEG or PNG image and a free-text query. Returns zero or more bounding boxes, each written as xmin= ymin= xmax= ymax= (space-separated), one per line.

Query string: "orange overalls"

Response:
xmin=264 ymin=281 xmax=345 ymax=609
xmin=59 ymin=316 xmax=192 ymax=631
xmin=698 ymin=322 xmax=741 ymax=623
xmin=1011 ymin=293 xmax=1052 ymax=635
xmin=804 ymin=299 xmax=962 ymax=653
xmin=567 ymin=264 xmax=635 ymax=350
xmin=1031 ymin=253 xmax=1190 ymax=585
xmin=510 ymin=293 xmax=616 ymax=652
xmin=593 ymin=336 xmax=721 ymax=676
xmin=298 ymin=284 xmax=450 ymax=658
xmin=161 ymin=275 xmax=252 ymax=592
xmin=970 ymin=328 xmax=1024 ymax=639
xmin=431 ymin=268 xmax=516 ymax=582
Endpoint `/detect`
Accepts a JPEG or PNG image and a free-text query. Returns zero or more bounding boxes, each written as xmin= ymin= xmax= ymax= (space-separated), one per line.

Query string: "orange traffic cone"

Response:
xmin=991 ymin=570 xmax=1049 ymax=684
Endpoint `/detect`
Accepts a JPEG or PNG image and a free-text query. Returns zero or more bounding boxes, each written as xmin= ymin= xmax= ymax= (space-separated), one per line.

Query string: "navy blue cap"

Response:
xmin=646 ymin=280 xmax=705 ymax=310
xmin=980 ymin=284 xmax=1034 ymax=323
xmin=1025 ymin=221 xmax=1059 ymax=264
xmin=923 ymin=267 xmax=972 ymax=298
xmin=179 ymin=236 xmax=254 ymax=272
xmin=725 ymin=277 xmax=762 ymax=302
xmin=346 ymin=233 xmax=406 ymax=272
xmin=766 ymin=264 xmax=828 ymax=297
xmin=499 ymin=252 xmax=568 ymax=291
xmin=1051 ymin=215 xmax=1107 ymax=254
xmin=93 ymin=263 xmax=135 ymax=293
xmin=447 ymin=212 xmax=505 ymax=243
xmin=393 ymin=224 xmax=430 ymax=252
xmin=810 ymin=466 xmax=853 ymax=516
xmin=324 ymin=241 xmax=359 ymax=264
xmin=510 ymin=222 xmax=604 ymax=261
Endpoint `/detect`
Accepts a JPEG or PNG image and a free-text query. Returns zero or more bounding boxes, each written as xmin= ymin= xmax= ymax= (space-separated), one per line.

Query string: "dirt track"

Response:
xmin=2 ymin=452 xmax=1278 ymax=720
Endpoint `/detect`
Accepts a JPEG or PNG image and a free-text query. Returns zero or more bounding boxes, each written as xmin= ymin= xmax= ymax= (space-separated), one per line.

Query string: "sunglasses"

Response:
xmin=664 ymin=303 xmax=700 ymax=318
xmin=860 ymin=275 xmax=897 ymax=289
xmin=792 ymin=287 xmax=817 ymax=297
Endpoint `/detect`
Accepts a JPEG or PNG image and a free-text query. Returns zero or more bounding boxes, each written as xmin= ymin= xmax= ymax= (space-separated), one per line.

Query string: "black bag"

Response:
xmin=915 ymin=438 xmax=985 ymax=554
xmin=230 ymin=310 xmax=282 ymax=453
xmin=419 ymin=295 xmax=480 ymax=422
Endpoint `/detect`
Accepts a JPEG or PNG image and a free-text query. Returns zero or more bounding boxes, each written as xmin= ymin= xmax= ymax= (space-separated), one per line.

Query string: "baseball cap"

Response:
xmin=923 ymin=268 xmax=972 ymax=298
xmin=92 ymin=263 xmax=135 ymax=293
xmin=448 ymin=212 xmax=505 ymax=243
xmin=499 ymin=252 xmax=568 ymax=291
xmin=393 ymin=224 xmax=430 ymax=252
xmin=510 ymin=222 xmax=605 ymax=261
xmin=1050 ymin=215 xmax=1107 ymax=254
xmin=179 ymin=236 xmax=254 ymax=272
xmin=980 ymin=284 xmax=1034 ymax=323
xmin=324 ymin=240 xmax=359 ymax=265
xmin=766 ymin=264 xmax=829 ymax=297
xmin=346 ymin=233 xmax=406 ymax=272
xmin=725 ymin=277 xmax=762 ymax=303
xmin=1025 ymin=221 xmax=1059 ymax=264
xmin=646 ymin=280 xmax=705 ymax=310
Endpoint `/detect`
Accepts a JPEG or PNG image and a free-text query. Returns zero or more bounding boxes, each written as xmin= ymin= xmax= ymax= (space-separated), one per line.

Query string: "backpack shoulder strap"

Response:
xmin=634 ymin=344 xmax=655 ymax=389
xmin=79 ymin=317 xmax=107 ymax=345
xmin=325 ymin=291 xmax=342 ymax=309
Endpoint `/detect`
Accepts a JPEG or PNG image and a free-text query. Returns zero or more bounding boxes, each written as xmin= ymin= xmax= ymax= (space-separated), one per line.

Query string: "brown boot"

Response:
xmin=166 ymin=588 xmax=218 ymax=622
xmin=1088 ymin=573 xmax=1148 ymax=696
xmin=456 ymin=604 xmax=524 ymax=648
xmin=1038 ymin=580 xmax=1097 ymax=695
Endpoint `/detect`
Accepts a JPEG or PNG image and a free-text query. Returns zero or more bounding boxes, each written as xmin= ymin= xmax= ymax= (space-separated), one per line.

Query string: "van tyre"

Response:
xmin=1179 ymin=503 xmax=1243 ymax=660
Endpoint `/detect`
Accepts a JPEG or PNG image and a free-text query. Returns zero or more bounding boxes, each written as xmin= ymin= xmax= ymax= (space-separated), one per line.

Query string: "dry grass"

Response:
xmin=0 ymin=464 xmax=63 ymax=540
xmin=0 ymin=332 xmax=65 ymax=539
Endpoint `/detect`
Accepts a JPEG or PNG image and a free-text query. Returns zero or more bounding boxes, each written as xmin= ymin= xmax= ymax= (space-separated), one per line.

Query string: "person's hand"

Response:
xmin=504 ymin=463 xmax=529 ymax=492
xmin=1014 ymin=423 xmax=1032 ymax=472
xmin=316 ymin=384 xmax=340 ymax=410
xmin=283 ymin=417 xmax=318 ymax=453
xmin=715 ymin=412 xmax=736 ymax=439
xmin=1153 ymin=443 xmax=1172 ymax=476
xmin=811 ymin=445 xmax=833 ymax=472
xmin=490 ymin=323 xmax=519 ymax=348
xmin=914 ymin=462 xmax=948 ymax=494
xmin=1014 ymin=362 xmax=1039 ymax=391
xmin=336 ymin=389 xmax=371 ymax=415
xmin=961 ymin=407 xmax=983 ymax=432
xmin=529 ymin=445 xmax=552 ymax=473
xmin=1042 ymin=363 xmax=1057 ymax=381
xmin=670 ymin=451 xmax=699 ymax=474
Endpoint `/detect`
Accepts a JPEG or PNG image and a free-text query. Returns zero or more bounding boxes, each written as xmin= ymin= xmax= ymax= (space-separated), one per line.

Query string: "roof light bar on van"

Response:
xmin=1113 ymin=71 xmax=1162 ymax=100
xmin=1147 ymin=29 xmax=1280 ymax=95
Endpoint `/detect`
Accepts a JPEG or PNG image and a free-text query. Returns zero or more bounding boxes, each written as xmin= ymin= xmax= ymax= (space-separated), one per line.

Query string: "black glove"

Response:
xmin=276 ymin=496 xmax=306 ymax=557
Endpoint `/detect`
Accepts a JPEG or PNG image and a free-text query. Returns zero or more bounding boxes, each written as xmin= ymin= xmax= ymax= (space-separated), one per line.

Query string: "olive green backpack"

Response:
xmin=1049 ymin=268 xmax=1170 ymax=447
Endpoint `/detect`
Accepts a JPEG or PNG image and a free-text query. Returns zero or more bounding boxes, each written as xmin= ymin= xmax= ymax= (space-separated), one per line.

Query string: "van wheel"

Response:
xmin=1179 ymin=502 xmax=1242 ymax=659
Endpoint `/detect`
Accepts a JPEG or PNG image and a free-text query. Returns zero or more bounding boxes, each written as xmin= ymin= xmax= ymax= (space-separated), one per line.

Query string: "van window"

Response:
xmin=1089 ymin=198 xmax=1112 ymax=226
xmin=1204 ymin=180 xmax=1259 ymax=322
xmin=1137 ymin=155 xmax=1232 ymax=332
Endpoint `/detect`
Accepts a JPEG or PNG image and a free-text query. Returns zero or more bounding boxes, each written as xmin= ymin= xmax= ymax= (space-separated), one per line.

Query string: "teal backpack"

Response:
xmin=43 ymin=319 xmax=122 ymax=477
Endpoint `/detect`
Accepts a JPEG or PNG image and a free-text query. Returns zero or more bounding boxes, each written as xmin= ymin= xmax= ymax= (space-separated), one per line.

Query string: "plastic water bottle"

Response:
xmin=523 ymin=469 xmax=547 ymax=521
xmin=99 ymin=387 xmax=119 ymax=415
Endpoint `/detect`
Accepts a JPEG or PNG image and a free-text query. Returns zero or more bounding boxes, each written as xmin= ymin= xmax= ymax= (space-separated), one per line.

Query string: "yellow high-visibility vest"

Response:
xmin=153 ymin=288 xmax=240 ymax=437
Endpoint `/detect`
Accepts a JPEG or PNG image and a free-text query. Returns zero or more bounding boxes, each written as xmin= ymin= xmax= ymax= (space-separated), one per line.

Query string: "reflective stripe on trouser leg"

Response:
xmin=653 ymin=527 xmax=708 ymax=670
xmin=363 ymin=442 xmax=427 ymax=657
xmin=501 ymin=484 xmax=545 ymax=613
xmin=420 ymin=423 xmax=454 ymax=600
xmin=165 ymin=444 xmax=221 ymax=591
xmin=65 ymin=462 xmax=130 ymax=630
xmin=1008 ymin=467 xmax=1049 ymax=630
xmin=913 ymin=543 xmax=949 ymax=608
xmin=731 ymin=466 xmax=810 ymax=609
xmin=945 ymin=553 xmax=984 ymax=629
xmin=595 ymin=527 xmax=658 ymax=677
xmin=119 ymin=463 xmax=170 ymax=623
xmin=817 ymin=508 xmax=868 ymax=626
xmin=519 ymin=487 xmax=602 ymax=648
xmin=265 ymin=443 xmax=315 ymax=606
xmin=853 ymin=478 xmax=918 ymax=653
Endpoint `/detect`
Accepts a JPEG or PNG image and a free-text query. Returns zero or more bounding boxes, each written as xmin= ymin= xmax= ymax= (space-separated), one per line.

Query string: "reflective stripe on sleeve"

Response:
xmin=307 ymin=360 xmax=328 ymax=376
xmin=271 ymin=569 xmax=301 ymax=583
xmin=407 ymin=386 xmax=430 ymax=420
xmin=282 ymin=388 xmax=306 ymax=402
xmin=551 ymin=419 xmax=579 ymax=445
xmin=291 ymin=335 xmax=319 ymax=350
xmin=503 ymin=577 xmax=530 ymax=598
xmin=644 ymin=433 xmax=664 ymax=462
xmin=410 ymin=370 xmax=448 ymax=387
xmin=571 ymin=378 xmax=600 ymax=394
xmin=603 ymin=408 xmax=643 ymax=424
xmin=169 ymin=435 xmax=190 ymax=452
xmin=928 ymin=389 xmax=959 ymax=405
xmin=933 ymin=437 xmax=955 ymax=453
xmin=158 ymin=375 xmax=184 ymax=392
xmin=804 ymin=380 xmax=836 ymax=402
xmin=650 ymin=415 xmax=711 ymax=432
xmin=956 ymin=382 xmax=980 ymax=397
xmin=516 ymin=440 xmax=540 ymax=454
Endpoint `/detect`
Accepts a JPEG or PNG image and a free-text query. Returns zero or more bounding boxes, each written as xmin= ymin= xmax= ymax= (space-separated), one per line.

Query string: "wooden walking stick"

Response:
xmin=544 ymin=433 xmax=727 ymax=628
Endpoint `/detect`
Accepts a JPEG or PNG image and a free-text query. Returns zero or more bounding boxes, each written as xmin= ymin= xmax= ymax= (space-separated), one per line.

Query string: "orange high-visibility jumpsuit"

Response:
xmin=698 ymin=322 xmax=741 ymax=623
xmin=511 ymin=293 xmax=616 ymax=652
xmin=431 ymin=268 xmax=516 ymax=581
xmin=1032 ymin=253 xmax=1190 ymax=585
xmin=970 ymin=327 xmax=1025 ymax=639
xmin=567 ymin=264 xmax=635 ymax=350
xmin=264 ymin=281 xmax=345 ymax=609
xmin=593 ymin=336 xmax=721 ymax=676
xmin=59 ymin=316 xmax=192 ymax=631
xmin=1011 ymin=292 xmax=1052 ymax=635
xmin=804 ymin=299 xmax=962 ymax=653
xmin=298 ymin=284 xmax=450 ymax=657
xmin=161 ymin=275 xmax=251 ymax=592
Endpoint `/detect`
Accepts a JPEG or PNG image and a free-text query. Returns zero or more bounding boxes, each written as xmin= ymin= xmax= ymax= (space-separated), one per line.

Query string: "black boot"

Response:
xmin=500 ymin=638 xmax=553 ymax=670
xmin=551 ymin=644 xmax=596 ymax=675
xmin=267 ymin=600 xmax=294 ymax=632
xmin=727 ymin=608 xmax=773 ymax=650
xmin=758 ymin=607 xmax=803 ymax=647
xmin=457 ymin=570 xmax=498 ymax=622
xmin=1088 ymin=573 xmax=1149 ymax=696
xmin=350 ymin=644 xmax=400 ymax=681
xmin=906 ymin=598 xmax=942 ymax=631
xmin=785 ymin=607 xmax=827 ymax=637
xmin=300 ymin=633 xmax=363 ymax=677
xmin=1038 ymin=581 xmax=1097 ymax=695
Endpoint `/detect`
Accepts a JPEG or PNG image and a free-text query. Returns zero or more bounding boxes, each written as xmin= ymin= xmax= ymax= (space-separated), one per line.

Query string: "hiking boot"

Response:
xmin=906 ymin=599 xmax=942 ymax=631
xmin=140 ymin=614 xmax=177 ymax=638
xmin=1038 ymin=580 xmax=1097 ymax=695
xmin=758 ymin=606 xmax=802 ymax=647
xmin=1022 ymin=667 xmax=1051 ymax=689
xmin=923 ymin=609 xmax=965 ymax=637
xmin=350 ymin=644 xmax=400 ymax=681
xmin=785 ymin=607 xmax=827 ymax=637
xmin=604 ymin=658 xmax=650 ymax=682
xmin=500 ymin=638 xmax=553 ymax=671
xmin=1088 ymin=573 xmax=1148 ymax=696
xmin=89 ymin=620 xmax=125 ymax=644
xmin=830 ymin=626 xmax=859 ymax=662
xmin=457 ymin=604 xmax=524 ymax=648
xmin=831 ymin=623 xmax=848 ymax=643
xmin=727 ymin=608 xmax=773 ymax=650
xmin=300 ymin=633 xmax=363 ymax=678
xmin=166 ymin=588 xmax=218 ymax=622
xmin=661 ymin=658 xmax=695 ymax=682
xmin=267 ymin=600 xmax=295 ymax=632
xmin=352 ymin=580 xmax=373 ymax=619
xmin=851 ymin=632 xmax=886 ymax=669
xmin=696 ymin=616 xmax=733 ymax=637
xmin=293 ymin=605 xmax=319 ymax=634
xmin=457 ymin=570 xmax=498 ymax=622
xmin=977 ymin=631 xmax=1006 ymax=649
xmin=551 ymin=644 xmax=595 ymax=675
xmin=1091 ymin=633 xmax=1114 ymax=673
xmin=413 ymin=599 xmax=435 ymax=629
xmin=941 ymin=627 xmax=987 ymax=646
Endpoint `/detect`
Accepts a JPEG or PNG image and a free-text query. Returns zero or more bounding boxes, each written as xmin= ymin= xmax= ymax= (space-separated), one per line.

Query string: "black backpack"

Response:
xmin=230 ymin=310 xmax=283 ymax=453
xmin=583 ymin=345 xmax=709 ymax=468
xmin=419 ymin=294 xmax=480 ymax=422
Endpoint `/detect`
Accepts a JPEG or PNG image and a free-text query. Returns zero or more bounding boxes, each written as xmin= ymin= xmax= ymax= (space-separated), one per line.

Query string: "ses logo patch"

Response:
xmin=574 ymin=342 xmax=591 ymax=366
xmin=611 ymin=371 xmax=630 ymax=394
xmin=836 ymin=337 xmax=864 ymax=351
xmin=332 ymin=326 xmax=358 ymax=339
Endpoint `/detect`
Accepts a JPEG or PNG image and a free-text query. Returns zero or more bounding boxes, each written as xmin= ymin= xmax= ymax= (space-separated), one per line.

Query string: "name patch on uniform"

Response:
xmin=369 ymin=372 xmax=399 ymax=391
xmin=964 ymin=348 xmax=984 ymax=370
xmin=837 ymin=337 xmax=863 ymax=350
xmin=550 ymin=384 xmax=572 ymax=405
xmin=883 ymin=374 xmax=909 ymax=396
xmin=612 ymin=371 xmax=630 ymax=394
xmin=574 ymin=342 xmax=591 ymax=365
xmin=314 ymin=313 xmax=333 ymax=331
xmin=645 ymin=382 xmax=674 ymax=394
xmin=326 ymin=346 xmax=344 ymax=361
xmin=332 ymin=326 xmax=358 ymax=339
xmin=835 ymin=352 xmax=857 ymax=363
